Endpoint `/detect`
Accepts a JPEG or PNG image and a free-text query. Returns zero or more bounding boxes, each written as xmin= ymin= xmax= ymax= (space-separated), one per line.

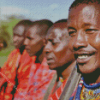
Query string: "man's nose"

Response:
xmin=73 ymin=31 xmax=88 ymax=51
xmin=44 ymin=42 xmax=53 ymax=54
xmin=24 ymin=38 xmax=29 ymax=45
xmin=13 ymin=36 xmax=18 ymax=42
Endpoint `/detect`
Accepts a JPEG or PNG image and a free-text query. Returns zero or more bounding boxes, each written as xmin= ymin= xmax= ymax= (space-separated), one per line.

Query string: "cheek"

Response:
xmin=30 ymin=42 xmax=36 ymax=50
xmin=54 ymin=44 xmax=67 ymax=61
xmin=13 ymin=36 xmax=17 ymax=41
xmin=19 ymin=37 xmax=24 ymax=43
xmin=88 ymin=34 xmax=100 ymax=69
xmin=68 ymin=37 xmax=74 ymax=51
xmin=89 ymin=34 xmax=100 ymax=50
xmin=30 ymin=40 xmax=43 ymax=50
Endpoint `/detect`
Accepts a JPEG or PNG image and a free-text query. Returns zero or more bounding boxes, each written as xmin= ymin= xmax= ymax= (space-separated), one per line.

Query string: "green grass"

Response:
xmin=0 ymin=18 xmax=20 ymax=67
xmin=0 ymin=45 xmax=15 ymax=67
xmin=7 ymin=19 xmax=20 ymax=36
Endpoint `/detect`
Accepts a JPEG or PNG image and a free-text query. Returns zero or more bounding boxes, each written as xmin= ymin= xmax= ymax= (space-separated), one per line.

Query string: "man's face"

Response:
xmin=68 ymin=4 xmax=100 ymax=74
xmin=24 ymin=26 xmax=44 ymax=57
xmin=44 ymin=24 xmax=74 ymax=69
xmin=13 ymin=25 xmax=25 ymax=48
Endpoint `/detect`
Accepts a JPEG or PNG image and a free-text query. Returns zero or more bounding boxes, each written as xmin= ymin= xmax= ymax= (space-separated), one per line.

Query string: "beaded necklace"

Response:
xmin=70 ymin=77 xmax=100 ymax=100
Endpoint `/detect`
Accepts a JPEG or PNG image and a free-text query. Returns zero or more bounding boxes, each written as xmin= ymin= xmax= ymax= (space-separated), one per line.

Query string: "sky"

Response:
xmin=1 ymin=0 xmax=75 ymax=22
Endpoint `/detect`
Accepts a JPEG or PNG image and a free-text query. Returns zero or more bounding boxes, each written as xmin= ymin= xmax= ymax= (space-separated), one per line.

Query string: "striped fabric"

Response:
xmin=48 ymin=78 xmax=67 ymax=100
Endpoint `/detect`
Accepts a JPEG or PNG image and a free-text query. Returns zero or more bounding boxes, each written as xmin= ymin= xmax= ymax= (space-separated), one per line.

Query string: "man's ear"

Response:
xmin=43 ymin=38 xmax=46 ymax=46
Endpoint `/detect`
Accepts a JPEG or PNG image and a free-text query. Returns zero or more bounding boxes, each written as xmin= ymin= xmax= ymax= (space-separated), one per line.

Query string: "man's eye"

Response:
xmin=85 ymin=29 xmax=98 ymax=34
xmin=68 ymin=31 xmax=76 ymax=37
xmin=27 ymin=37 xmax=32 ymax=40
xmin=52 ymin=42 xmax=56 ymax=45
xmin=68 ymin=27 xmax=76 ymax=37
xmin=52 ymin=42 xmax=59 ymax=45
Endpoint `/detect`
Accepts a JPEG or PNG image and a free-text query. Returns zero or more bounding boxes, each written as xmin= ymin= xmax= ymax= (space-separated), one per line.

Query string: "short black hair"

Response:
xmin=13 ymin=19 xmax=33 ymax=34
xmin=30 ymin=19 xmax=53 ymax=38
xmin=70 ymin=0 xmax=100 ymax=10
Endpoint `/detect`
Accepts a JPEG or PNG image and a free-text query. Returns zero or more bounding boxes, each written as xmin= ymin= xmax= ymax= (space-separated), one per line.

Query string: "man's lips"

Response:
xmin=25 ymin=47 xmax=31 ymax=53
xmin=13 ymin=42 xmax=18 ymax=45
xmin=46 ymin=57 xmax=55 ymax=64
xmin=74 ymin=51 xmax=96 ymax=64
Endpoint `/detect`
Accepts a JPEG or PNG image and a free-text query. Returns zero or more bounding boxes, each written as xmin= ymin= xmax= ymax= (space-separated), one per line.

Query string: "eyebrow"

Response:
xmin=68 ymin=23 xmax=93 ymax=30
xmin=13 ymin=33 xmax=22 ymax=36
xmin=47 ymin=38 xmax=53 ymax=41
xmin=68 ymin=27 xmax=76 ymax=30
xmin=26 ymin=36 xmax=34 ymax=39
xmin=82 ymin=23 xmax=92 ymax=27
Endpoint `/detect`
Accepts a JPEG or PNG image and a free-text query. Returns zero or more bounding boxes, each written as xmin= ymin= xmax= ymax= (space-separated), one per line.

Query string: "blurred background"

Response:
xmin=0 ymin=0 xmax=74 ymax=66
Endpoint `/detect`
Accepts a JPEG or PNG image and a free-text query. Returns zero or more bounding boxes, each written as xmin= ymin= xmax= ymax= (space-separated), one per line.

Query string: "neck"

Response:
xmin=83 ymin=68 xmax=100 ymax=84
xmin=56 ymin=61 xmax=76 ymax=81
xmin=62 ymin=61 xmax=76 ymax=80
xmin=19 ymin=45 xmax=25 ymax=54
xmin=35 ymin=47 xmax=44 ymax=64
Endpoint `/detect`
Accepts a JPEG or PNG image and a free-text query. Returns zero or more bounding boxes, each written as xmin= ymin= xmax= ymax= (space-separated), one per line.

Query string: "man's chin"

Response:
xmin=28 ymin=53 xmax=34 ymax=57
xmin=15 ymin=45 xmax=19 ymax=49
xmin=78 ymin=64 xmax=96 ymax=74
xmin=48 ymin=64 xmax=57 ymax=70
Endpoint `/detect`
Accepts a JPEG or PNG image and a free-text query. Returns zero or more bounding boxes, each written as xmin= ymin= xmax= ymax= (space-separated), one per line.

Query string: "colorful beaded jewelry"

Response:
xmin=69 ymin=77 xmax=100 ymax=100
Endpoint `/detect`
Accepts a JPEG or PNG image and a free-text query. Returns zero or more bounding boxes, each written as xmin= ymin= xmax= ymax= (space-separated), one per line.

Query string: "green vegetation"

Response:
xmin=0 ymin=17 xmax=20 ymax=67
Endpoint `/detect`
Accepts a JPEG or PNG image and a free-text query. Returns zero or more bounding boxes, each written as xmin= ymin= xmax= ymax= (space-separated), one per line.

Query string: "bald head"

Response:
xmin=13 ymin=19 xmax=32 ymax=49
xmin=46 ymin=20 xmax=68 ymax=41
xmin=55 ymin=19 xmax=67 ymax=24
xmin=13 ymin=19 xmax=33 ymax=35
xmin=70 ymin=0 xmax=100 ymax=10
xmin=29 ymin=19 xmax=53 ymax=38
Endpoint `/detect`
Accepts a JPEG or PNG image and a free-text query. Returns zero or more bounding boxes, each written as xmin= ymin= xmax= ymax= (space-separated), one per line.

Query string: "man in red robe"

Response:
xmin=0 ymin=20 xmax=32 ymax=100
xmin=43 ymin=19 xmax=76 ymax=100
xmin=14 ymin=19 xmax=56 ymax=100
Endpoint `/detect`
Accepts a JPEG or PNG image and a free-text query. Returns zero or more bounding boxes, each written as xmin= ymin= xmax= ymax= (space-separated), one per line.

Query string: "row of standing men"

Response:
xmin=1 ymin=0 xmax=100 ymax=99
xmin=0 ymin=19 xmax=75 ymax=100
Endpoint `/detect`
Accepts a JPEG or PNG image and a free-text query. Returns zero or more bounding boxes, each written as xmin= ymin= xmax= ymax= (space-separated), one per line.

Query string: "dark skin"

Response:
xmin=24 ymin=25 xmax=46 ymax=63
xmin=13 ymin=25 xmax=25 ymax=54
xmin=68 ymin=3 xmax=100 ymax=84
xmin=44 ymin=22 xmax=76 ymax=92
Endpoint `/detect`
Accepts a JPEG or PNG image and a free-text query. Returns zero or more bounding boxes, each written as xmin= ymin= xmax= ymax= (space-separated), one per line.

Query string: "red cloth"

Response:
xmin=48 ymin=79 xmax=67 ymax=100
xmin=14 ymin=58 xmax=56 ymax=100
xmin=13 ymin=54 xmax=36 ymax=100
xmin=0 ymin=49 xmax=31 ymax=100
xmin=0 ymin=49 xmax=55 ymax=100
xmin=15 ymin=51 xmax=35 ymax=94
xmin=0 ymin=49 xmax=21 ymax=100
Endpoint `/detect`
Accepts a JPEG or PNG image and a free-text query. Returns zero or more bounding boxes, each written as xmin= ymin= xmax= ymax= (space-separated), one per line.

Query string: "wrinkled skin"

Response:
xmin=44 ymin=23 xmax=75 ymax=70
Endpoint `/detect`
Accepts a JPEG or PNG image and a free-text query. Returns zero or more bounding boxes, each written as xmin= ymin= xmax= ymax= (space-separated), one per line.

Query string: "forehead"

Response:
xmin=68 ymin=4 xmax=100 ymax=28
xmin=13 ymin=25 xmax=25 ymax=36
xmin=47 ymin=26 xmax=68 ymax=40
xmin=26 ymin=25 xmax=40 ymax=38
